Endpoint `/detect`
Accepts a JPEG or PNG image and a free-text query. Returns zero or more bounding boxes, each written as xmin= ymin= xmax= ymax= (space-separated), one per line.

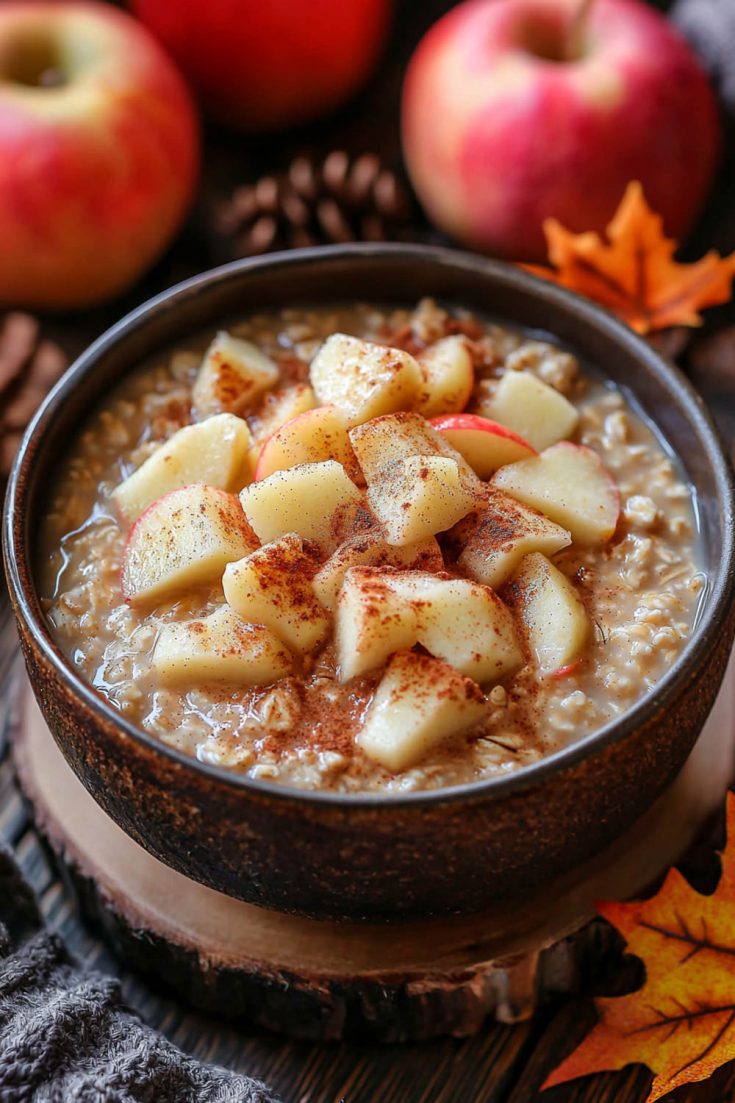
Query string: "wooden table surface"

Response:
xmin=3 ymin=1 xmax=735 ymax=1098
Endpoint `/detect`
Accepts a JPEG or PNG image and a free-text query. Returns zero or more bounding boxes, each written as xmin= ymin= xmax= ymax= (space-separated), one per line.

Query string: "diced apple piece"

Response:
xmin=250 ymin=383 xmax=317 ymax=443
xmin=121 ymin=485 xmax=258 ymax=606
xmin=505 ymin=553 xmax=591 ymax=675
xmin=357 ymin=651 xmax=489 ymax=772
xmin=430 ymin=414 xmax=537 ymax=478
xmin=367 ymin=455 xmax=476 ymax=546
xmin=192 ymin=331 xmax=279 ymax=419
xmin=414 ymin=335 xmax=474 ymax=417
xmin=313 ymin=534 xmax=443 ymax=609
xmin=457 ymin=487 xmax=571 ymax=588
xmin=390 ymin=573 xmax=524 ymax=684
xmin=481 ymin=371 xmax=579 ymax=451
xmin=254 ymin=405 xmax=360 ymax=482
xmin=223 ymin=534 xmax=328 ymax=654
xmin=349 ymin=410 xmax=482 ymax=492
xmin=309 ymin=333 xmax=422 ymax=426
xmin=152 ymin=606 xmax=292 ymax=687
xmin=492 ymin=442 xmax=620 ymax=545
xmin=240 ymin=460 xmax=363 ymax=550
xmin=335 ymin=568 xmax=419 ymax=681
xmin=111 ymin=413 xmax=253 ymax=524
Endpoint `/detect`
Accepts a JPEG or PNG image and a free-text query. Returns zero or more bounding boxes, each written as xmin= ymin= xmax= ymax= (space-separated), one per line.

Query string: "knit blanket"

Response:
xmin=0 ymin=843 xmax=278 ymax=1103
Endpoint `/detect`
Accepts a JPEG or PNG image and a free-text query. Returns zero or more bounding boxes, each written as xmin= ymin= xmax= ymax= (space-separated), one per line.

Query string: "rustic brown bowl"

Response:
xmin=4 ymin=245 xmax=735 ymax=922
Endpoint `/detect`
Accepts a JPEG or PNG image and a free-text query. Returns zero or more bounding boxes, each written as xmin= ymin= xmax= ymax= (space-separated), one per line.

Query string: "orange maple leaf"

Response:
xmin=527 ymin=182 xmax=735 ymax=335
xmin=544 ymin=792 xmax=735 ymax=1101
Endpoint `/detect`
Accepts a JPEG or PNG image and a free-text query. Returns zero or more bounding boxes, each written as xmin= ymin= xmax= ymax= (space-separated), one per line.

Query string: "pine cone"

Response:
xmin=0 ymin=313 xmax=68 ymax=477
xmin=215 ymin=151 xmax=418 ymax=258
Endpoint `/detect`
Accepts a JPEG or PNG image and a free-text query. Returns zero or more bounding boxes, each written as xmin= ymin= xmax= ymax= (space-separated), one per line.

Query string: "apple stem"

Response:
xmin=565 ymin=0 xmax=595 ymax=61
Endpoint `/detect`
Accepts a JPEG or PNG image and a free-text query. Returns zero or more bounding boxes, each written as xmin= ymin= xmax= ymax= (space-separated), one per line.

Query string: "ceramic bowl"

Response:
xmin=4 ymin=245 xmax=735 ymax=921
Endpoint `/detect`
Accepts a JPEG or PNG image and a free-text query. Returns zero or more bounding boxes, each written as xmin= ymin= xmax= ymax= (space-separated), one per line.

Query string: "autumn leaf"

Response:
xmin=527 ymin=182 xmax=735 ymax=335
xmin=544 ymin=792 xmax=735 ymax=1101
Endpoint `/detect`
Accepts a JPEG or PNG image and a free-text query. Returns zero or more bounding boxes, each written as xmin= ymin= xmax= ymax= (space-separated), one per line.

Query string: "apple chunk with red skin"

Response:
xmin=0 ymin=1 xmax=199 ymax=308
xmin=349 ymin=411 xmax=483 ymax=494
xmin=401 ymin=0 xmax=720 ymax=260
xmin=112 ymin=413 xmax=253 ymax=524
xmin=251 ymin=384 xmax=317 ymax=446
xmin=121 ymin=485 xmax=258 ymax=606
xmin=493 ymin=441 xmax=620 ymax=545
xmin=357 ymin=651 xmax=489 ymax=772
xmin=456 ymin=486 xmax=571 ymax=588
xmin=255 ymin=405 xmax=361 ymax=483
xmin=152 ymin=605 xmax=292 ymax=687
xmin=504 ymin=553 xmax=590 ymax=675
xmin=430 ymin=414 xmax=536 ymax=477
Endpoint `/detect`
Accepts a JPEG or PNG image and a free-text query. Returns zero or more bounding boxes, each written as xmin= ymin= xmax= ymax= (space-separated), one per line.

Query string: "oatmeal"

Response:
xmin=39 ymin=300 xmax=704 ymax=793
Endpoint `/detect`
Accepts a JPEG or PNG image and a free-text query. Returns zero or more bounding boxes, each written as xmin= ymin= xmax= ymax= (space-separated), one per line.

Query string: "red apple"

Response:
xmin=0 ymin=1 xmax=199 ymax=309
xmin=430 ymin=414 xmax=537 ymax=477
xmin=401 ymin=0 xmax=720 ymax=260
xmin=130 ymin=0 xmax=392 ymax=132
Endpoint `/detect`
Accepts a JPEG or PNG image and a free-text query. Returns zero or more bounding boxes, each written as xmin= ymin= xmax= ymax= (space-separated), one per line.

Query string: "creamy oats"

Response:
xmin=39 ymin=300 xmax=704 ymax=793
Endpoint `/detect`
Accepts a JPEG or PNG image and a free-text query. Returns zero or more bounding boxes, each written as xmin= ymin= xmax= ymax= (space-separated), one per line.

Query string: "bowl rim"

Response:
xmin=4 ymin=242 xmax=735 ymax=810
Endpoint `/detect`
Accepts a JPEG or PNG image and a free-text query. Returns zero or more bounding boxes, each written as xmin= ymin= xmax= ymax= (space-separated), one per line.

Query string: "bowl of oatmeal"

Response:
xmin=4 ymin=245 xmax=735 ymax=921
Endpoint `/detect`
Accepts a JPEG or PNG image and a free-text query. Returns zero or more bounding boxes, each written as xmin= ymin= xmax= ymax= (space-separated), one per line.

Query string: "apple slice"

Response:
xmin=367 ymin=455 xmax=477 ymax=546
xmin=313 ymin=534 xmax=443 ymax=609
xmin=390 ymin=573 xmax=524 ymax=684
xmin=223 ymin=533 xmax=328 ymax=654
xmin=457 ymin=487 xmax=571 ymax=588
xmin=254 ymin=405 xmax=360 ymax=482
xmin=111 ymin=413 xmax=253 ymax=524
xmin=309 ymin=333 xmax=422 ymax=426
xmin=505 ymin=553 xmax=590 ymax=675
xmin=481 ymin=371 xmax=579 ymax=451
xmin=247 ymin=383 xmax=318 ymax=472
xmin=251 ymin=383 xmax=317 ymax=444
xmin=335 ymin=568 xmax=419 ymax=681
xmin=192 ymin=331 xmax=279 ymax=419
xmin=239 ymin=460 xmax=363 ymax=549
xmin=430 ymin=413 xmax=537 ymax=477
xmin=492 ymin=442 xmax=620 ymax=545
xmin=414 ymin=335 xmax=474 ymax=417
xmin=121 ymin=485 xmax=258 ymax=606
xmin=349 ymin=411 xmax=483 ymax=493
xmin=357 ymin=651 xmax=488 ymax=772
xmin=152 ymin=605 xmax=292 ymax=686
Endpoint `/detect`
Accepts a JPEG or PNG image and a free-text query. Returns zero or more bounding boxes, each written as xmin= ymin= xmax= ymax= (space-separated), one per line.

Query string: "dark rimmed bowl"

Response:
xmin=4 ymin=245 xmax=735 ymax=922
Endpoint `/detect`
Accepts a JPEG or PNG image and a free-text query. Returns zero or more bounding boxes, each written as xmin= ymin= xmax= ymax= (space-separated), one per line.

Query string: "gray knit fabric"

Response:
xmin=673 ymin=0 xmax=735 ymax=109
xmin=0 ymin=844 xmax=278 ymax=1103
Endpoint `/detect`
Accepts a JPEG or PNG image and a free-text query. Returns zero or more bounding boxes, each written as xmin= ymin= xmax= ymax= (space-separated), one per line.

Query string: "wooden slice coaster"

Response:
xmin=11 ymin=663 xmax=735 ymax=1042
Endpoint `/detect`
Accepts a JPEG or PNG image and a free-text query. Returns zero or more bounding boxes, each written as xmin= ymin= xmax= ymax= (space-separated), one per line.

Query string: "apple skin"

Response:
xmin=430 ymin=413 xmax=537 ymax=477
xmin=401 ymin=0 xmax=721 ymax=260
xmin=0 ymin=1 xmax=200 ymax=309
xmin=130 ymin=0 xmax=392 ymax=132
